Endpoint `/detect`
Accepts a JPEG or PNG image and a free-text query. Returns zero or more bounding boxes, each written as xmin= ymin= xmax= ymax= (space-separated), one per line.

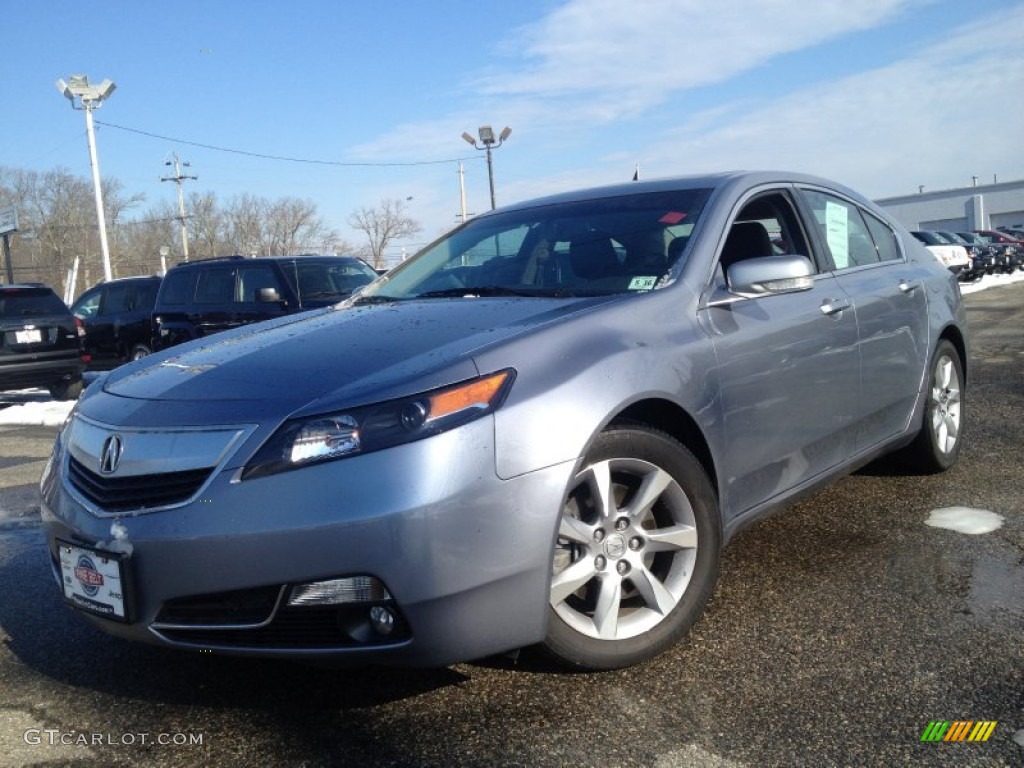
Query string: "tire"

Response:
xmin=49 ymin=377 xmax=83 ymax=401
xmin=543 ymin=424 xmax=721 ymax=670
xmin=902 ymin=340 xmax=964 ymax=473
xmin=130 ymin=344 xmax=152 ymax=361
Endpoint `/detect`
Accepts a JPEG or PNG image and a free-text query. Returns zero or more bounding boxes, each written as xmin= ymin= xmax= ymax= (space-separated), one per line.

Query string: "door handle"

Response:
xmin=899 ymin=280 xmax=918 ymax=293
xmin=820 ymin=298 xmax=851 ymax=316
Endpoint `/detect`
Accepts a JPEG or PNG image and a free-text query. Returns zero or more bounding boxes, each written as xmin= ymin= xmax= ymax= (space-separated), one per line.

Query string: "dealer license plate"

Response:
xmin=58 ymin=541 xmax=128 ymax=620
xmin=15 ymin=329 xmax=43 ymax=344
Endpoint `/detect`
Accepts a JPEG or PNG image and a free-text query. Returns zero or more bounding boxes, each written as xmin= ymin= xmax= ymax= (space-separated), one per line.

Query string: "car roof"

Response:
xmin=166 ymin=255 xmax=367 ymax=270
xmin=487 ymin=170 xmax=869 ymax=215
xmin=0 ymin=283 xmax=58 ymax=293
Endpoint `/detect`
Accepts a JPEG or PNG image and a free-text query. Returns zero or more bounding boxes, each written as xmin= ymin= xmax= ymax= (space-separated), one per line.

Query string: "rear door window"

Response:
xmin=800 ymin=189 xmax=881 ymax=270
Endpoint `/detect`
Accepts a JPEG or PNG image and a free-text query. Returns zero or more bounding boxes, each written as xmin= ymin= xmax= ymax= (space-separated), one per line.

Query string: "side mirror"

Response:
xmin=257 ymin=287 xmax=282 ymax=303
xmin=727 ymin=254 xmax=815 ymax=297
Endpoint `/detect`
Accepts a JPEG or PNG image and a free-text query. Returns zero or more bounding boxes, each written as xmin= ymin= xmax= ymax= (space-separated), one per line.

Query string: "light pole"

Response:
xmin=461 ymin=125 xmax=511 ymax=210
xmin=56 ymin=74 xmax=117 ymax=282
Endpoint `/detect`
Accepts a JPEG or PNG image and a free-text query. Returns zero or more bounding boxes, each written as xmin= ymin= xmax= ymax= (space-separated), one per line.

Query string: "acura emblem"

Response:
xmin=99 ymin=434 xmax=124 ymax=474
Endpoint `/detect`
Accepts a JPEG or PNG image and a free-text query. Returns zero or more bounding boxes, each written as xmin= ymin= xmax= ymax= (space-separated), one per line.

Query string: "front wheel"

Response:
xmin=902 ymin=340 xmax=964 ymax=473
xmin=543 ymin=424 xmax=721 ymax=670
xmin=48 ymin=377 xmax=83 ymax=401
xmin=130 ymin=344 xmax=152 ymax=362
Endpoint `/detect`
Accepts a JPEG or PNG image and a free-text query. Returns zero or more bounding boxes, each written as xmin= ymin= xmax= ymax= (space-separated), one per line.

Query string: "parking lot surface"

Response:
xmin=0 ymin=283 xmax=1021 ymax=767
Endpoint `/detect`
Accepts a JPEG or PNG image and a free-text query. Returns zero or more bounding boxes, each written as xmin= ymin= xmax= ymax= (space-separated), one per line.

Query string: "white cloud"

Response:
xmin=351 ymin=0 xmax=1024 ymax=224
xmin=484 ymin=0 xmax=920 ymax=103
xmin=352 ymin=0 xmax=927 ymax=164
xmin=631 ymin=6 xmax=1024 ymax=196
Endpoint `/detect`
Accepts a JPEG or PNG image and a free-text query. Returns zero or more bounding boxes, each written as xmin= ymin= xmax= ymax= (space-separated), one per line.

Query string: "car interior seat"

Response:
xmin=720 ymin=221 xmax=773 ymax=271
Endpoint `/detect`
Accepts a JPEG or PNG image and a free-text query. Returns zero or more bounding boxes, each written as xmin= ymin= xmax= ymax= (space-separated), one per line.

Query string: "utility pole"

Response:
xmin=161 ymin=153 xmax=197 ymax=261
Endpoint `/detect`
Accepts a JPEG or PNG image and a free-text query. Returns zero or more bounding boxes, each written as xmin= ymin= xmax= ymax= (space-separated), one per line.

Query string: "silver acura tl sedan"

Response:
xmin=41 ymin=172 xmax=967 ymax=670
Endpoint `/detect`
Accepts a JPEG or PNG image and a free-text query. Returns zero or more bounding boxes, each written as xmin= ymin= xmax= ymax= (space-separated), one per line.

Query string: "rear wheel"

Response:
xmin=544 ymin=424 xmax=720 ymax=670
xmin=902 ymin=340 xmax=964 ymax=473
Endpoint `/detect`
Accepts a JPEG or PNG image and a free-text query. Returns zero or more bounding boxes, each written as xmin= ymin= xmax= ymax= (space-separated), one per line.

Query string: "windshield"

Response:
xmin=281 ymin=259 xmax=378 ymax=299
xmin=362 ymin=189 xmax=711 ymax=301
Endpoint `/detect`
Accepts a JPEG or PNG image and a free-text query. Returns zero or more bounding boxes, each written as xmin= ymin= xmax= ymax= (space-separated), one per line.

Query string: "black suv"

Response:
xmin=152 ymin=255 xmax=378 ymax=351
xmin=0 ymin=284 xmax=86 ymax=400
xmin=71 ymin=275 xmax=162 ymax=369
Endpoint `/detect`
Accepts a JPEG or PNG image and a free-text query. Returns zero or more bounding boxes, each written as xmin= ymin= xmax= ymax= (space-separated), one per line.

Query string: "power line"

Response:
xmin=95 ymin=120 xmax=482 ymax=168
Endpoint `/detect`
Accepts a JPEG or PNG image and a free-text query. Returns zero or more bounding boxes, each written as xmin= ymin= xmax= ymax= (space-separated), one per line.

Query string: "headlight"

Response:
xmin=242 ymin=369 xmax=515 ymax=480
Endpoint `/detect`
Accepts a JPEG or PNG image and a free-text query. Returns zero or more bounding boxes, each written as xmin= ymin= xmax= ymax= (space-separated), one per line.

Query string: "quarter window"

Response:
xmin=160 ymin=272 xmax=196 ymax=305
xmin=195 ymin=268 xmax=235 ymax=304
xmin=863 ymin=212 xmax=902 ymax=262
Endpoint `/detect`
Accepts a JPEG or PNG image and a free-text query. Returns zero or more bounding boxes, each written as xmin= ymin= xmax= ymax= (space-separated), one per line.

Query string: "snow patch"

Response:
xmin=925 ymin=507 xmax=1004 ymax=535
xmin=0 ymin=390 xmax=75 ymax=426
xmin=958 ymin=268 xmax=1024 ymax=295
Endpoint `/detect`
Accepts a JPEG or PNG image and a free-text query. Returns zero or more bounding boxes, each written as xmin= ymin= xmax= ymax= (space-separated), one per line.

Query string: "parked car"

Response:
xmin=1 ymin=283 xmax=86 ymax=400
xmin=971 ymin=229 xmax=1024 ymax=272
xmin=71 ymin=275 xmax=162 ymax=369
xmin=152 ymin=255 xmax=378 ymax=351
xmin=42 ymin=172 xmax=967 ymax=670
xmin=934 ymin=231 xmax=992 ymax=281
xmin=956 ymin=232 xmax=1012 ymax=275
xmin=909 ymin=231 xmax=970 ymax=275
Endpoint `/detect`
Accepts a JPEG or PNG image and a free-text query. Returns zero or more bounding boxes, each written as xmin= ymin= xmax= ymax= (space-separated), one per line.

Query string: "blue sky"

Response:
xmin=4 ymin=0 xmax=1024 ymax=260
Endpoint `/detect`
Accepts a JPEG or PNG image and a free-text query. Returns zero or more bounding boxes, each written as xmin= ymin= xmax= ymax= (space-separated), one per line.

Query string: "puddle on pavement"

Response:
xmin=881 ymin=507 xmax=1023 ymax=625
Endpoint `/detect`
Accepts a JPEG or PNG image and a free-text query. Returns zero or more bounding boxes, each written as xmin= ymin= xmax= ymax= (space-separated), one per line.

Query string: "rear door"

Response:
xmin=797 ymin=187 xmax=930 ymax=450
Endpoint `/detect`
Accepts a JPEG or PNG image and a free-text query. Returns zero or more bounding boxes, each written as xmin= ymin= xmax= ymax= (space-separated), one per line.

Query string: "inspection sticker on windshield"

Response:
xmin=58 ymin=541 xmax=128 ymax=620
xmin=629 ymin=276 xmax=658 ymax=290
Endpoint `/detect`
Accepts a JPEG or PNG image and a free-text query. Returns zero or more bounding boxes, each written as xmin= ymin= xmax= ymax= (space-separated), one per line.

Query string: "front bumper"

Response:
xmin=41 ymin=417 xmax=574 ymax=666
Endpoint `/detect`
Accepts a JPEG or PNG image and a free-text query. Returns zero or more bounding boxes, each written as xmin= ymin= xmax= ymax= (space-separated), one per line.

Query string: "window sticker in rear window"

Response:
xmin=825 ymin=201 xmax=849 ymax=268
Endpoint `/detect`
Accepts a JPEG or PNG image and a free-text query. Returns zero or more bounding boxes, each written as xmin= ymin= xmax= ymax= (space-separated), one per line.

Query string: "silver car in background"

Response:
xmin=41 ymin=172 xmax=967 ymax=670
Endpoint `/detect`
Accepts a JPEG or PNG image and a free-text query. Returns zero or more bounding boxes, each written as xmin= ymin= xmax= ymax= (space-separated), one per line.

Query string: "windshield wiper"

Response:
xmin=351 ymin=294 xmax=403 ymax=305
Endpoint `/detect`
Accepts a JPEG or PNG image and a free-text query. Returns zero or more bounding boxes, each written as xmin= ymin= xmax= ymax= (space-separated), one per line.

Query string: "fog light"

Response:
xmin=287 ymin=576 xmax=391 ymax=606
xmin=369 ymin=605 xmax=396 ymax=636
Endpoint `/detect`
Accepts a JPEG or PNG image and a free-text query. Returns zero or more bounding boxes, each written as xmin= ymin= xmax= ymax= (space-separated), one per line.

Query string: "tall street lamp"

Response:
xmin=461 ymin=125 xmax=511 ymax=210
xmin=55 ymin=74 xmax=117 ymax=282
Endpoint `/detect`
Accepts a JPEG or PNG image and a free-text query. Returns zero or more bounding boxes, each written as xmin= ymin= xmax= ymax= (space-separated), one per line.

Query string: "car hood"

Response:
xmin=100 ymin=297 xmax=617 ymax=414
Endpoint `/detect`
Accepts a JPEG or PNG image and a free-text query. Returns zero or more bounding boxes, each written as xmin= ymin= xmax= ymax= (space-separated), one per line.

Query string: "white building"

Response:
xmin=875 ymin=179 xmax=1024 ymax=232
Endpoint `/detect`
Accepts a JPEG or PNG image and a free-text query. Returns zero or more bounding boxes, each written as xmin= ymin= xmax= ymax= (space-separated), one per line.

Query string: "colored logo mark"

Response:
xmin=921 ymin=721 xmax=997 ymax=742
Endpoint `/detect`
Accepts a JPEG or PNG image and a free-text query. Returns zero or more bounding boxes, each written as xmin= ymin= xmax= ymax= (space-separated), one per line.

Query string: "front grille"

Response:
xmin=68 ymin=455 xmax=212 ymax=512
xmin=156 ymin=586 xmax=283 ymax=626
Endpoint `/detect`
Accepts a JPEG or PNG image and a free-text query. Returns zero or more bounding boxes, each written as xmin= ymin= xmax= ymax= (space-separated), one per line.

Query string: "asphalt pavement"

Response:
xmin=0 ymin=283 xmax=1021 ymax=767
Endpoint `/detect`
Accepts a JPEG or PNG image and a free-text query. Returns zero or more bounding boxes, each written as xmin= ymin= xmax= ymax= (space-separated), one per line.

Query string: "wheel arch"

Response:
xmin=611 ymin=398 xmax=719 ymax=502
xmin=939 ymin=323 xmax=968 ymax=386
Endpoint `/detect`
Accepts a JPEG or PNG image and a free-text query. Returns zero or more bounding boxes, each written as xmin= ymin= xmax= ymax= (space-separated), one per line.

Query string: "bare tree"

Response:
xmin=265 ymin=196 xmax=333 ymax=256
xmin=187 ymin=190 xmax=224 ymax=259
xmin=348 ymin=198 xmax=422 ymax=270
xmin=223 ymin=193 xmax=266 ymax=256
xmin=0 ymin=165 xmax=141 ymax=290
